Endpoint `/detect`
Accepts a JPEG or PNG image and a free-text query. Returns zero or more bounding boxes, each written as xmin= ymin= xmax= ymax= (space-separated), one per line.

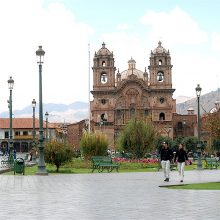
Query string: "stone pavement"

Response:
xmin=0 ymin=170 xmax=220 ymax=220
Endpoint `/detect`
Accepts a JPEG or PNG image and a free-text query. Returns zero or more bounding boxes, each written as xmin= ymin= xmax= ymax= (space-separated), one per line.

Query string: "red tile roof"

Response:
xmin=0 ymin=118 xmax=55 ymax=129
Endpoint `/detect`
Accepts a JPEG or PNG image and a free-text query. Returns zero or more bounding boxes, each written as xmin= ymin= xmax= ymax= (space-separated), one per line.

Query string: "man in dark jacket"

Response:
xmin=160 ymin=141 xmax=173 ymax=182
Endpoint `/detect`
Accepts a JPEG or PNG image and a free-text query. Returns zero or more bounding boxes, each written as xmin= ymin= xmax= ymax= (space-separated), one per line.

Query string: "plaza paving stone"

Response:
xmin=0 ymin=170 xmax=220 ymax=219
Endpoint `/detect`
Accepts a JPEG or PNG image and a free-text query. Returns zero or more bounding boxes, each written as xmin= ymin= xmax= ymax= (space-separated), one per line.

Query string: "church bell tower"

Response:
xmin=148 ymin=41 xmax=176 ymax=126
xmin=90 ymin=43 xmax=116 ymax=148
xmin=92 ymin=42 xmax=116 ymax=90
xmin=149 ymin=41 xmax=173 ymax=89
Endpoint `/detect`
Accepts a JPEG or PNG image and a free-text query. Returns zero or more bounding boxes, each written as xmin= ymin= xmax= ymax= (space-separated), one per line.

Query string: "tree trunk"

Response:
xmin=56 ymin=164 xmax=59 ymax=172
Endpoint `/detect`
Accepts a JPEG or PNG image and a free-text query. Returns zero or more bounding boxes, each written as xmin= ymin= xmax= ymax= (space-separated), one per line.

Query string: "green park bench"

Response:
xmin=205 ymin=158 xmax=219 ymax=169
xmin=91 ymin=156 xmax=119 ymax=173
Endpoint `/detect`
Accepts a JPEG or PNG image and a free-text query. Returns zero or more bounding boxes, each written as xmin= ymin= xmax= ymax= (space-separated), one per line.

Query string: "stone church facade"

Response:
xmin=90 ymin=42 xmax=177 ymax=148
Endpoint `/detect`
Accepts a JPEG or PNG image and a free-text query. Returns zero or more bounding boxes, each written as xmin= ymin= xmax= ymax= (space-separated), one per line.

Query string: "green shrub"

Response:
xmin=63 ymin=158 xmax=91 ymax=169
xmin=117 ymin=118 xmax=156 ymax=158
xmin=80 ymin=131 xmax=108 ymax=159
xmin=45 ymin=140 xmax=74 ymax=172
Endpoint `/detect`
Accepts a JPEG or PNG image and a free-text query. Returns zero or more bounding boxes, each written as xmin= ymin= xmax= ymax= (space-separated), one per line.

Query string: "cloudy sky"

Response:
xmin=0 ymin=0 xmax=219 ymax=113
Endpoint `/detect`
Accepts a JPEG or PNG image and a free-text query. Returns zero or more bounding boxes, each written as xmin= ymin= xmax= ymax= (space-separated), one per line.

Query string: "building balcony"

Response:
xmin=14 ymin=135 xmax=33 ymax=140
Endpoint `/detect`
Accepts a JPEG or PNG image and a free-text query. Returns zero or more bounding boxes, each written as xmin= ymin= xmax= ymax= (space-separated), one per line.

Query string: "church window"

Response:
xmin=101 ymin=99 xmax=107 ymax=105
xmin=101 ymin=113 xmax=107 ymax=121
xmin=116 ymin=109 xmax=121 ymax=119
xmin=130 ymin=108 xmax=135 ymax=118
xmin=157 ymin=71 xmax=164 ymax=82
xmin=102 ymin=61 xmax=106 ymax=67
xmin=100 ymin=72 xmax=107 ymax=84
xmin=177 ymin=122 xmax=183 ymax=130
xmin=159 ymin=60 xmax=162 ymax=65
xmin=159 ymin=112 xmax=165 ymax=121
xmin=160 ymin=97 xmax=165 ymax=104
xmin=144 ymin=109 xmax=149 ymax=116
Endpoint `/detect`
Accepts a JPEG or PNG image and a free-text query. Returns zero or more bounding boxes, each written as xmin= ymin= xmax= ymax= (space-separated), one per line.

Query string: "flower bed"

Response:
xmin=112 ymin=157 xmax=159 ymax=164
xmin=112 ymin=157 xmax=159 ymax=169
xmin=112 ymin=157 xmax=192 ymax=170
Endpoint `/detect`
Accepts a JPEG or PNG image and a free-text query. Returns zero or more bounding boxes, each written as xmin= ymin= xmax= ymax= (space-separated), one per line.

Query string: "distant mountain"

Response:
xmin=1 ymin=89 xmax=219 ymax=123
xmin=175 ymin=96 xmax=192 ymax=104
xmin=176 ymin=89 xmax=220 ymax=115
xmin=0 ymin=101 xmax=89 ymax=123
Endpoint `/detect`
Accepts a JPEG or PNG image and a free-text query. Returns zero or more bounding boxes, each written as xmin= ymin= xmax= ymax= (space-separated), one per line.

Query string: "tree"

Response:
xmin=45 ymin=140 xmax=74 ymax=172
xmin=80 ymin=131 xmax=108 ymax=159
xmin=183 ymin=136 xmax=198 ymax=153
xmin=203 ymin=111 xmax=220 ymax=153
xmin=212 ymin=139 xmax=220 ymax=152
xmin=171 ymin=136 xmax=184 ymax=151
xmin=117 ymin=118 xmax=157 ymax=158
xmin=205 ymin=112 xmax=220 ymax=139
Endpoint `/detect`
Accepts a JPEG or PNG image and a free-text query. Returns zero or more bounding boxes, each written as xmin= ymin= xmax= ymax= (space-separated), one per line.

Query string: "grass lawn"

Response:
xmin=4 ymin=165 xmax=197 ymax=175
xmin=2 ymin=158 xmax=216 ymax=175
xmin=5 ymin=165 xmax=159 ymax=175
xmin=167 ymin=182 xmax=220 ymax=190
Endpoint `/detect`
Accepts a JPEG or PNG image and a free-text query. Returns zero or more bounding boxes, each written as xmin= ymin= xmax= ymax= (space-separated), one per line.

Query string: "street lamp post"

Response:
xmin=196 ymin=84 xmax=202 ymax=170
xmin=32 ymin=99 xmax=36 ymax=146
xmin=35 ymin=46 xmax=48 ymax=175
xmin=45 ymin=112 xmax=49 ymax=142
xmin=8 ymin=76 xmax=14 ymax=159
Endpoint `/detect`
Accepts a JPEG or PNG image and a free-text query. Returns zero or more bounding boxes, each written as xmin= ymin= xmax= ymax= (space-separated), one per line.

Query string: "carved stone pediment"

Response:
xmin=128 ymin=73 xmax=138 ymax=80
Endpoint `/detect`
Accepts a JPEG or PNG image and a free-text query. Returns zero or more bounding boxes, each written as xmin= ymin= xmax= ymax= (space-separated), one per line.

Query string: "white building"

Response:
xmin=0 ymin=118 xmax=57 ymax=152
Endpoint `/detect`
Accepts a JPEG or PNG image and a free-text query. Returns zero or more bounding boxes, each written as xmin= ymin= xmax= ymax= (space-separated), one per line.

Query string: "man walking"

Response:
xmin=160 ymin=141 xmax=173 ymax=182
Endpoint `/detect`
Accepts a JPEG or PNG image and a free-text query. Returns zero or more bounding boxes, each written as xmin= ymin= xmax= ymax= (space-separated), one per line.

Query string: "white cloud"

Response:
xmin=211 ymin=32 xmax=220 ymax=51
xmin=0 ymin=2 xmax=218 ymax=115
xmin=0 ymin=0 xmax=93 ymax=112
xmin=116 ymin=23 xmax=129 ymax=31
xmin=140 ymin=7 xmax=208 ymax=45
xmin=136 ymin=7 xmax=219 ymax=99
xmin=100 ymin=32 xmax=147 ymax=72
xmin=172 ymin=55 xmax=219 ymax=98
xmin=97 ymin=7 xmax=218 ymax=102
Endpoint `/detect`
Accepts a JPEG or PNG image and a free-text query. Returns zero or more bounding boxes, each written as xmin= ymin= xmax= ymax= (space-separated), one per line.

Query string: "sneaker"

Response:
xmin=180 ymin=180 xmax=183 ymax=182
xmin=164 ymin=178 xmax=169 ymax=182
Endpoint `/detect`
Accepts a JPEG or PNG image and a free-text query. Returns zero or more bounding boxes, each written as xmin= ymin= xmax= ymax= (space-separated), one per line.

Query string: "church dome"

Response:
xmin=120 ymin=57 xmax=144 ymax=80
xmin=96 ymin=42 xmax=112 ymax=56
xmin=152 ymin=41 xmax=168 ymax=54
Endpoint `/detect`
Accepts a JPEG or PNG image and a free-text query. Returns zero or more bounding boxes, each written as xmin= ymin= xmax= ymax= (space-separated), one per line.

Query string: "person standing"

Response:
xmin=174 ymin=143 xmax=188 ymax=182
xmin=160 ymin=141 xmax=173 ymax=182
